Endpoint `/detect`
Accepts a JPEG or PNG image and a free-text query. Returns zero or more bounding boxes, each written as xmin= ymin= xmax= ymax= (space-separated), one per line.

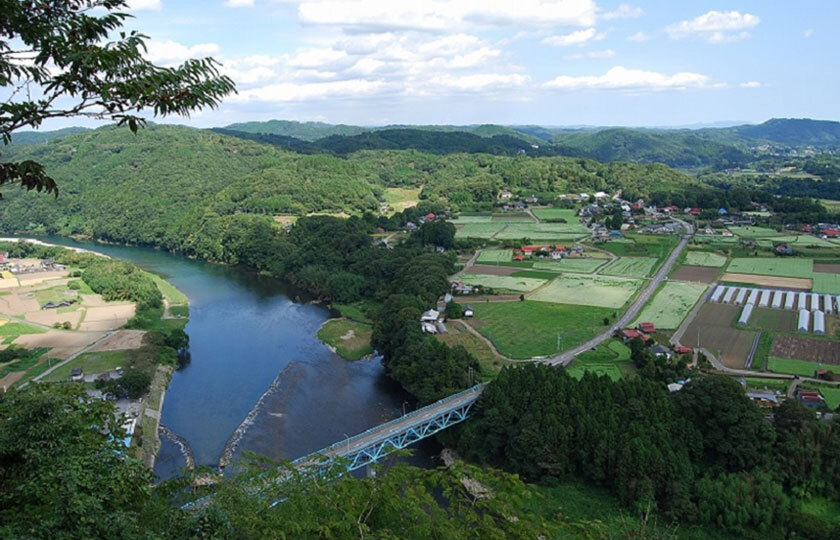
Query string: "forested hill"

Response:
xmin=730 ymin=118 xmax=840 ymax=146
xmin=5 ymin=126 xmax=90 ymax=146
xmin=0 ymin=124 xmax=697 ymax=257
xmin=223 ymin=119 xmax=369 ymax=141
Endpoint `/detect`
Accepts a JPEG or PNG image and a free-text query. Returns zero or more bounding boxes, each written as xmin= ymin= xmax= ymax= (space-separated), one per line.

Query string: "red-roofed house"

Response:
xmin=801 ymin=224 xmax=812 ymax=232
xmin=674 ymin=346 xmax=692 ymax=355
xmin=521 ymin=246 xmax=541 ymax=253
xmin=798 ymin=391 xmax=824 ymax=409
xmin=425 ymin=213 xmax=436 ymax=220
xmin=513 ymin=254 xmax=524 ymax=262
xmin=689 ymin=208 xmax=701 ymax=216
xmin=824 ymin=229 xmax=839 ymax=238
xmin=621 ymin=329 xmax=642 ymax=340
xmin=638 ymin=322 xmax=656 ymax=334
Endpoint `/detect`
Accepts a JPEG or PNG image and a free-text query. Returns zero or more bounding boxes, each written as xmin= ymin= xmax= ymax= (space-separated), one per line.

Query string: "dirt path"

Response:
xmin=453 ymin=249 xmax=481 ymax=278
xmin=23 ymin=331 xmax=115 ymax=387
xmin=454 ymin=320 xmax=516 ymax=362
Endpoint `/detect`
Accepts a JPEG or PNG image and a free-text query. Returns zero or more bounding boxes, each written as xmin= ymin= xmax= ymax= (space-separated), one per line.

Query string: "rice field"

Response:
xmin=493 ymin=223 xmax=590 ymax=240
xmin=728 ymin=226 xmax=788 ymax=238
xmin=529 ymin=274 xmax=642 ymax=308
xmin=532 ymin=259 xmax=607 ymax=274
xmin=477 ymin=249 xmax=513 ymax=263
xmin=450 ymin=215 xmax=493 ymax=224
xmin=726 ymin=258 xmax=814 ymax=278
xmin=455 ymin=222 xmax=506 ymax=238
xmin=457 ymin=273 xmax=546 ymax=292
xmin=532 ymin=208 xmax=579 ymax=221
xmin=684 ymin=251 xmax=727 ymax=267
xmin=600 ymin=257 xmax=658 ymax=278
xmin=813 ymin=273 xmax=840 ymax=294
xmin=632 ymin=281 xmax=708 ymax=330
xmin=767 ymin=356 xmax=821 ymax=377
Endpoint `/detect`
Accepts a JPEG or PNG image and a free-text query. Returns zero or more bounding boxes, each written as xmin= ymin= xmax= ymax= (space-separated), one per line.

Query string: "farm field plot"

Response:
xmin=491 ymin=213 xmax=533 ymax=222
xmin=529 ymin=274 xmax=642 ymax=308
xmin=813 ymin=273 xmax=840 ymax=294
xmin=820 ymin=387 xmax=840 ymax=410
xmin=682 ymin=303 xmax=756 ymax=368
xmin=728 ymin=226 xmax=788 ymax=238
xmin=684 ymin=251 xmax=727 ymax=267
xmin=719 ymin=273 xmax=812 ymax=289
xmin=457 ymin=273 xmax=546 ymax=292
xmin=494 ymin=223 xmax=589 ymax=240
xmin=748 ymin=308 xmax=796 ymax=332
xmin=532 ymin=208 xmax=579 ymax=221
xmin=383 ymin=187 xmax=421 ymax=213
xmin=602 ymin=234 xmax=679 ymax=262
xmin=463 ymin=265 xmax=518 ymax=276
xmin=436 ymin=323 xmax=505 ymax=378
xmin=771 ymin=335 xmax=840 ymax=364
xmin=455 ymin=222 xmax=506 ymax=238
xmin=42 ymin=350 xmax=128 ymax=382
xmin=468 ymin=301 xmax=613 ymax=359
xmin=532 ymin=259 xmax=606 ymax=274
xmin=672 ymin=265 xmax=719 ymax=283
xmin=477 ymin=249 xmax=513 ymax=263
xmin=767 ymin=357 xmax=820 ymax=377
xmin=814 ymin=264 xmax=840 ymax=274
xmin=600 ymin=257 xmax=658 ymax=278
xmin=632 ymin=281 xmax=707 ymax=330
xmin=567 ymin=340 xmax=633 ymax=381
xmin=791 ymin=236 xmax=839 ymax=248
xmin=726 ymin=258 xmax=814 ymax=278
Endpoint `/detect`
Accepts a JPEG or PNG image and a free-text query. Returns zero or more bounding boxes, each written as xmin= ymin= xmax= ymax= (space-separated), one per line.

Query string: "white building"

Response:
xmin=759 ymin=289 xmax=771 ymax=307
xmin=798 ymin=292 xmax=808 ymax=311
xmin=772 ymin=290 xmax=783 ymax=309
xmin=798 ymin=309 xmax=810 ymax=332
xmin=785 ymin=291 xmax=796 ymax=310
xmin=738 ymin=304 xmax=754 ymax=325
xmin=711 ymin=285 xmax=725 ymax=303
xmin=824 ymin=295 xmax=834 ymax=315
xmin=723 ymin=287 xmax=736 ymax=304
xmin=814 ymin=310 xmax=826 ymax=334
xmin=421 ymin=309 xmax=440 ymax=323
xmin=735 ymin=288 xmax=748 ymax=305
xmin=747 ymin=289 xmax=760 ymax=305
xmin=811 ymin=293 xmax=821 ymax=312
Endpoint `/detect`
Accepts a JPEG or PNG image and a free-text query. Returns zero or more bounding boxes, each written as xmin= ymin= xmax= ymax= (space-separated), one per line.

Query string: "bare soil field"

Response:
xmin=80 ymin=294 xmax=109 ymax=307
xmin=25 ymin=310 xmax=83 ymax=328
xmin=672 ymin=265 xmax=719 ymax=283
xmin=83 ymin=304 xmax=135 ymax=322
xmin=749 ymin=308 xmax=796 ymax=332
xmin=720 ymin=273 xmax=812 ymax=289
xmin=682 ymin=303 xmax=757 ymax=368
xmin=89 ymin=329 xmax=146 ymax=351
xmin=79 ymin=319 xmax=129 ymax=332
xmin=463 ymin=265 xmax=519 ymax=276
xmin=771 ymin=335 xmax=840 ymax=364
xmin=14 ymin=330 xmax=105 ymax=359
xmin=814 ymin=264 xmax=840 ymax=274
xmin=16 ymin=271 xmax=69 ymax=285
xmin=0 ymin=294 xmax=40 ymax=315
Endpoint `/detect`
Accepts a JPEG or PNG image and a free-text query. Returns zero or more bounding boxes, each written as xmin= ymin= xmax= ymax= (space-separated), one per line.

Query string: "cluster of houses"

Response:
xmin=0 ymin=254 xmax=66 ymax=276
xmin=742 ymin=383 xmax=832 ymax=413
xmin=798 ymin=223 xmax=840 ymax=239
xmin=42 ymin=299 xmax=76 ymax=310
xmin=619 ymin=322 xmax=693 ymax=360
xmin=512 ymin=244 xmax=584 ymax=262
xmin=404 ymin=212 xmax=442 ymax=232
xmin=420 ymin=297 xmax=475 ymax=335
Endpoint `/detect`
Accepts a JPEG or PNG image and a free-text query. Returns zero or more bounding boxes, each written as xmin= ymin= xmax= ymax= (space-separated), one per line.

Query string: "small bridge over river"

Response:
xmin=293 ymin=384 xmax=483 ymax=475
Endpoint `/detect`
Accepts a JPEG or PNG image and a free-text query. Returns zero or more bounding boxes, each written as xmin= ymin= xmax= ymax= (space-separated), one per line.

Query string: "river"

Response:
xmin=25 ymin=236 xmax=437 ymax=479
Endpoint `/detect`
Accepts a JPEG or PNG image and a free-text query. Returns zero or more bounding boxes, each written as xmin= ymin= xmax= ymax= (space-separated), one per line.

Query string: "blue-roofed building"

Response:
xmin=718 ymin=208 xmax=728 ymax=215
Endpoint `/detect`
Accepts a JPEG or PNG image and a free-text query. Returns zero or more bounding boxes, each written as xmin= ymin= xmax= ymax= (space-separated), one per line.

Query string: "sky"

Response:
xmin=19 ymin=1 xmax=840 ymax=129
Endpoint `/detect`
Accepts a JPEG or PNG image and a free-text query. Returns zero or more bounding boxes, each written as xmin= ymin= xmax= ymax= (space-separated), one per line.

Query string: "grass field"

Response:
xmin=726 ymin=257 xmax=814 ymax=278
xmin=43 ymin=350 xmax=128 ymax=382
xmin=728 ymin=226 xmax=787 ymax=238
xmin=813 ymin=273 xmax=840 ymax=294
xmin=494 ymin=222 xmax=589 ymax=240
xmin=332 ymin=302 xmax=374 ymax=324
xmin=469 ymin=301 xmax=613 ymax=359
xmin=317 ymin=319 xmax=374 ymax=361
xmin=767 ymin=356 xmax=820 ymax=377
xmin=567 ymin=340 xmax=632 ymax=381
xmin=383 ymin=187 xmax=421 ymax=213
xmin=684 ymin=251 xmax=727 ymax=267
xmin=455 ymin=222 xmax=506 ymax=238
xmin=820 ymin=387 xmax=840 ymax=410
xmin=600 ymin=257 xmax=658 ymax=277
xmin=477 ymin=249 xmax=513 ymax=264
xmin=149 ymin=273 xmax=188 ymax=306
xmin=744 ymin=377 xmax=789 ymax=393
xmin=632 ymin=281 xmax=707 ymax=330
xmin=450 ymin=214 xmax=493 ymax=224
xmin=0 ymin=348 xmax=50 ymax=378
xmin=458 ymin=273 xmax=546 ymax=292
xmin=531 ymin=208 xmax=579 ymax=221
xmin=532 ymin=259 xmax=606 ymax=274
xmin=529 ymin=274 xmax=642 ymax=308
xmin=436 ymin=323 xmax=506 ymax=379
xmin=0 ymin=321 xmax=46 ymax=344
xmin=602 ymin=234 xmax=679 ymax=263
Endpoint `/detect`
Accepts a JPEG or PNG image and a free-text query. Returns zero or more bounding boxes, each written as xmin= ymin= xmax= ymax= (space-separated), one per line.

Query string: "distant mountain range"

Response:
xmin=9 ymin=118 xmax=840 ymax=169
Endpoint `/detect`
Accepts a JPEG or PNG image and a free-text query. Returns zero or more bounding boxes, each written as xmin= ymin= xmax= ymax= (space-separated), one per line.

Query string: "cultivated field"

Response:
xmin=436 ymin=323 xmax=504 ymax=377
xmin=528 ymin=274 xmax=642 ymax=308
xmin=632 ymin=281 xmax=707 ymax=330
xmin=672 ymin=265 xmax=719 ymax=283
xmin=728 ymin=226 xmax=789 ymax=238
xmin=767 ymin=356 xmax=820 ymax=377
xmin=463 ymin=265 xmax=518 ymax=276
xmin=469 ymin=301 xmax=613 ymax=359
xmin=813 ymin=273 xmax=840 ymax=294
xmin=681 ymin=303 xmax=757 ymax=368
xmin=455 ymin=222 xmax=505 ymax=238
xmin=477 ymin=249 xmax=513 ymax=263
xmin=771 ymin=335 xmax=840 ymax=364
xmin=383 ymin=187 xmax=421 ymax=213
xmin=684 ymin=251 xmax=727 ymax=267
xmin=450 ymin=214 xmax=493 ymax=224
xmin=532 ymin=208 xmax=579 ymax=221
xmin=457 ymin=273 xmax=546 ymax=292
xmin=494 ymin=222 xmax=590 ymax=239
xmin=566 ymin=340 xmax=632 ymax=381
xmin=600 ymin=257 xmax=658 ymax=278
xmin=719 ymin=273 xmax=812 ymax=289
xmin=726 ymin=258 xmax=814 ymax=278
xmin=815 ymin=264 xmax=840 ymax=274
xmin=820 ymin=387 xmax=840 ymax=410
xmin=748 ymin=308 xmax=796 ymax=332
xmin=532 ymin=259 xmax=607 ymax=274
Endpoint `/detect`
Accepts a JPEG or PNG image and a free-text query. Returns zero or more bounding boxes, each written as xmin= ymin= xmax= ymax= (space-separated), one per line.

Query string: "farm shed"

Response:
xmin=772 ymin=290 xmax=783 ymax=309
xmin=814 ymin=310 xmax=826 ymax=334
xmin=785 ymin=291 xmax=795 ymax=310
xmin=798 ymin=292 xmax=808 ymax=311
xmin=723 ymin=287 xmax=736 ymax=304
xmin=711 ymin=285 xmax=725 ymax=302
xmin=811 ymin=293 xmax=821 ymax=311
xmin=798 ymin=309 xmax=810 ymax=332
xmin=735 ymin=288 xmax=748 ymax=305
xmin=759 ymin=289 xmax=771 ymax=307
xmin=824 ymin=295 xmax=834 ymax=315
xmin=738 ymin=303 xmax=754 ymax=326
xmin=747 ymin=289 xmax=760 ymax=305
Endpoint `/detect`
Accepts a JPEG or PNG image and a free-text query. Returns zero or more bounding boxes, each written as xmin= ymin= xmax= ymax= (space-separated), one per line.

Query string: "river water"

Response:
xmin=27 ymin=236 xmax=437 ymax=479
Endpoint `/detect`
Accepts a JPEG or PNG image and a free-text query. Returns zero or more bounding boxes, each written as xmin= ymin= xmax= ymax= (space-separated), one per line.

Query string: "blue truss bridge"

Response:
xmin=292 ymin=384 xmax=484 ymax=476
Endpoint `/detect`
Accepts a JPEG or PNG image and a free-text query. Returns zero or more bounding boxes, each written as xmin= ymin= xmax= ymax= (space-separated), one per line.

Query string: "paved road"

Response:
xmin=300 ymin=385 xmax=484 ymax=464
xmin=21 ymin=331 xmax=115 ymax=388
xmin=545 ymin=218 xmax=694 ymax=366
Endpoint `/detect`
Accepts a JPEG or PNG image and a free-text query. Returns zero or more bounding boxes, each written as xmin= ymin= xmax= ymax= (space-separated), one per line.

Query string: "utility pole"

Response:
xmin=468 ymin=366 xmax=474 ymax=386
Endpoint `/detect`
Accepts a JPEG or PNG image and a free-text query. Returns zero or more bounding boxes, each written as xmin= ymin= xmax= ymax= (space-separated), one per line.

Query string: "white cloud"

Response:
xmin=145 ymin=40 xmax=221 ymax=64
xmin=739 ymin=81 xmax=761 ymax=88
xmin=296 ymin=0 xmax=597 ymax=32
xmin=225 ymin=0 xmax=254 ymax=7
xmin=231 ymin=79 xmax=387 ymax=102
xmin=602 ymin=4 xmax=642 ymax=20
xmin=627 ymin=31 xmax=649 ymax=42
xmin=667 ymin=10 xmax=760 ymax=43
xmin=127 ymin=0 xmax=162 ymax=10
xmin=544 ymin=66 xmax=709 ymax=91
xmin=804 ymin=28 xmax=815 ymax=38
xmin=563 ymin=49 xmax=615 ymax=60
xmin=542 ymin=27 xmax=598 ymax=46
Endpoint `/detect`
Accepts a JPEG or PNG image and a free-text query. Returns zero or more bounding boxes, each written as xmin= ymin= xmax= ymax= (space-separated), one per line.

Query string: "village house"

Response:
xmin=463 ymin=305 xmax=474 ymax=318
xmin=797 ymin=390 xmax=824 ymax=409
xmin=638 ymin=322 xmax=656 ymax=334
xmin=650 ymin=344 xmax=672 ymax=359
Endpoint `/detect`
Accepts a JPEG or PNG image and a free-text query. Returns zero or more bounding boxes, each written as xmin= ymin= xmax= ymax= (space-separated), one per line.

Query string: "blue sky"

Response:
xmin=37 ymin=1 xmax=840 ymax=127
